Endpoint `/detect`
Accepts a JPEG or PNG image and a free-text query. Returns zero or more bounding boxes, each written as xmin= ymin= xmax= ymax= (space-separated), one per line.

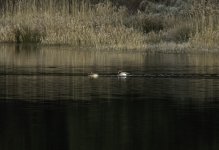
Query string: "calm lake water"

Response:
xmin=1 ymin=44 xmax=219 ymax=150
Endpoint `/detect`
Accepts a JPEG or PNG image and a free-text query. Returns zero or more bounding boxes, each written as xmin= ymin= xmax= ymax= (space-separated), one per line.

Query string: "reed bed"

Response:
xmin=143 ymin=0 xmax=219 ymax=50
xmin=0 ymin=0 xmax=219 ymax=50
xmin=188 ymin=1 xmax=219 ymax=49
xmin=0 ymin=0 xmax=146 ymax=49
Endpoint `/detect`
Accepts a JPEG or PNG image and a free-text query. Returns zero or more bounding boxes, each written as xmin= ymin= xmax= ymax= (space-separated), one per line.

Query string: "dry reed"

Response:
xmin=0 ymin=0 xmax=146 ymax=49
xmin=0 ymin=0 xmax=219 ymax=50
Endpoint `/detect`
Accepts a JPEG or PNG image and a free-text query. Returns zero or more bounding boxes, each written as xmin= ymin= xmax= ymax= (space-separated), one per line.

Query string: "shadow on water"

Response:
xmin=1 ymin=101 xmax=219 ymax=150
xmin=1 ymin=44 xmax=219 ymax=150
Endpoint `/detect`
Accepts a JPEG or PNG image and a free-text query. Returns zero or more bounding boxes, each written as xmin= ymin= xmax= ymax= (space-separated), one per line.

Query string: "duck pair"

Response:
xmin=88 ymin=71 xmax=129 ymax=78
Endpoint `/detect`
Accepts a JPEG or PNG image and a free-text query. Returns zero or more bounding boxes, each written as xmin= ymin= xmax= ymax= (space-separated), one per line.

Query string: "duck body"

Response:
xmin=117 ymin=71 xmax=129 ymax=77
xmin=88 ymin=72 xmax=99 ymax=78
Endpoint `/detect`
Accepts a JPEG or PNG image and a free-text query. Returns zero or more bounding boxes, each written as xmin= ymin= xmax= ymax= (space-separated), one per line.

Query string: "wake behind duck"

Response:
xmin=117 ymin=71 xmax=130 ymax=77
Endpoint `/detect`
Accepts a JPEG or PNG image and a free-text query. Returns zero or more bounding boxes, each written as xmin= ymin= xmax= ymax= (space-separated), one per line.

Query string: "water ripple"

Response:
xmin=1 ymin=72 xmax=219 ymax=79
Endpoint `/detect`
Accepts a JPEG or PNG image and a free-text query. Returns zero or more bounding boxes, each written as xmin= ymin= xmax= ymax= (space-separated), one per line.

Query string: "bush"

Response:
xmin=14 ymin=25 xmax=45 ymax=43
xmin=125 ymin=14 xmax=164 ymax=33
xmin=164 ymin=23 xmax=194 ymax=42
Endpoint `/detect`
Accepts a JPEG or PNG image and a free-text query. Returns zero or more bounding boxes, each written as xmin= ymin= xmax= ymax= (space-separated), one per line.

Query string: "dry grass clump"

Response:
xmin=190 ymin=27 xmax=219 ymax=49
xmin=164 ymin=22 xmax=195 ymax=42
xmin=0 ymin=12 xmax=46 ymax=43
xmin=144 ymin=19 xmax=194 ymax=44
xmin=145 ymin=31 xmax=163 ymax=43
xmin=14 ymin=24 xmax=46 ymax=43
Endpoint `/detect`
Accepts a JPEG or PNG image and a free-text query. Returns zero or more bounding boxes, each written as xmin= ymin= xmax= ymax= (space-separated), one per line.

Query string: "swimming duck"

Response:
xmin=117 ymin=71 xmax=129 ymax=77
xmin=88 ymin=72 xmax=99 ymax=78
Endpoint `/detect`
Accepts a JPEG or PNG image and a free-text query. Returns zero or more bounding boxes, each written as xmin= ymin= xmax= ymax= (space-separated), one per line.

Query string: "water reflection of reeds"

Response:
xmin=0 ymin=44 xmax=145 ymax=67
xmin=1 ymin=44 xmax=219 ymax=103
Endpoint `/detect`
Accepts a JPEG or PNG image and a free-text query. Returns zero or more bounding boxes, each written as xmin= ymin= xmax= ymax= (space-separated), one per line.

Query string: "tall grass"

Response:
xmin=188 ymin=0 xmax=219 ymax=49
xmin=0 ymin=0 xmax=219 ymax=50
xmin=0 ymin=0 xmax=146 ymax=49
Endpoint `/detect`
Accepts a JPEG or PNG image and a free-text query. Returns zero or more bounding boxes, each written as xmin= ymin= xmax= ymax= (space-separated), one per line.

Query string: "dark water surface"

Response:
xmin=1 ymin=44 xmax=219 ymax=150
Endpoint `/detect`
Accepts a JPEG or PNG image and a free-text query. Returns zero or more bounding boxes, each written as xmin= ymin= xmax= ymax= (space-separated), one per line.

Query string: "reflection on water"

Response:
xmin=1 ymin=44 xmax=219 ymax=150
xmin=0 ymin=44 xmax=144 ymax=68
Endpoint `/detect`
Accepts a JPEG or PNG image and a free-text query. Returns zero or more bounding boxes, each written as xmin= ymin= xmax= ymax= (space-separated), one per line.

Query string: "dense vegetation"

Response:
xmin=0 ymin=0 xmax=219 ymax=50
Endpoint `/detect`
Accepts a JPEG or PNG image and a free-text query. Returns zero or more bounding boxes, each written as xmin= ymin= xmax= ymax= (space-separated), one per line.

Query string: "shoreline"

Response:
xmin=1 ymin=42 xmax=219 ymax=54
